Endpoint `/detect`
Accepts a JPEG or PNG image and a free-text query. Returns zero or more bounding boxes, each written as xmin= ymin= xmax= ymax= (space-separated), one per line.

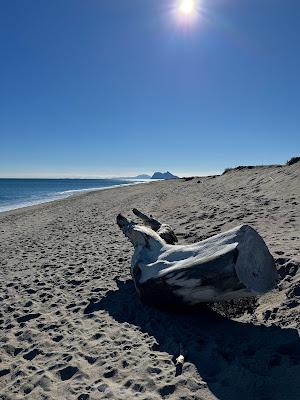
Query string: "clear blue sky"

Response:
xmin=1 ymin=0 xmax=299 ymax=177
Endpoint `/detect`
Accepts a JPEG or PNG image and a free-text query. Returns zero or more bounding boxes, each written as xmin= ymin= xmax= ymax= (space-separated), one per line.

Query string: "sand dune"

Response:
xmin=0 ymin=162 xmax=299 ymax=399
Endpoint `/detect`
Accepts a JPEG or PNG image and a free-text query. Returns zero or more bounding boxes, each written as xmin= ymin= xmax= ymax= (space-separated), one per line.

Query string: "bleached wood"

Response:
xmin=132 ymin=208 xmax=178 ymax=245
xmin=117 ymin=212 xmax=278 ymax=307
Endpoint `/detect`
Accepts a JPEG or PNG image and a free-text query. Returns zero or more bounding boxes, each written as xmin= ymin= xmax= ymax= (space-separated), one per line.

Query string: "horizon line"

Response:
xmin=0 ymin=170 xmax=222 ymax=179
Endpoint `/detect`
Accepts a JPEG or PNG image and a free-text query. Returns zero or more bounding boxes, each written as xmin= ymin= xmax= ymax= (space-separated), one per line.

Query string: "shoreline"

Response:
xmin=0 ymin=180 xmax=151 ymax=214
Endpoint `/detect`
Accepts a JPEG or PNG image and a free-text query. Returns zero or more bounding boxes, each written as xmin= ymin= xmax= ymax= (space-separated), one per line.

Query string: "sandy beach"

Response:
xmin=0 ymin=162 xmax=299 ymax=400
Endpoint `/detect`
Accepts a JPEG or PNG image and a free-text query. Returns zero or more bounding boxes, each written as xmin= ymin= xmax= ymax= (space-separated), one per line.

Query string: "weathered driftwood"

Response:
xmin=117 ymin=210 xmax=278 ymax=307
xmin=132 ymin=208 xmax=178 ymax=245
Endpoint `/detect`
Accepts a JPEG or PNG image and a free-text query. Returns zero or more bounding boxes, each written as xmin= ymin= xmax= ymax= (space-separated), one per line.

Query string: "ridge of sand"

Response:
xmin=0 ymin=163 xmax=299 ymax=399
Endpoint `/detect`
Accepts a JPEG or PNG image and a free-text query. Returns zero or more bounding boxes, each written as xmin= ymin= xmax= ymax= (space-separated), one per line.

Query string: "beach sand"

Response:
xmin=0 ymin=162 xmax=299 ymax=400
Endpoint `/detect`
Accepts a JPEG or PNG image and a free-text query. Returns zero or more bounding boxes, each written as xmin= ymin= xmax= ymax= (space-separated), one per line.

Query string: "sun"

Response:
xmin=172 ymin=0 xmax=201 ymax=26
xmin=178 ymin=0 xmax=196 ymax=16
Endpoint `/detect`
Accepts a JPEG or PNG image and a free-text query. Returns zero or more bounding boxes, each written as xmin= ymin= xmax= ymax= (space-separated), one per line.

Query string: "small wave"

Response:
xmin=0 ymin=197 xmax=62 ymax=213
xmin=0 ymin=181 xmax=147 ymax=213
xmin=57 ymin=181 xmax=143 ymax=196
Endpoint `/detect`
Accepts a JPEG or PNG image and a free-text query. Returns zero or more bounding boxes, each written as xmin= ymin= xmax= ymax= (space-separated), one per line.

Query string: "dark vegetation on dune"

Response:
xmin=178 ymin=157 xmax=300 ymax=179
xmin=222 ymin=155 xmax=300 ymax=175
xmin=223 ymin=164 xmax=281 ymax=175
xmin=286 ymin=156 xmax=300 ymax=166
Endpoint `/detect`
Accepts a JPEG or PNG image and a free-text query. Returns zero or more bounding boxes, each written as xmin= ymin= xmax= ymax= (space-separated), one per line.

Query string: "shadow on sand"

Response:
xmin=85 ymin=280 xmax=300 ymax=400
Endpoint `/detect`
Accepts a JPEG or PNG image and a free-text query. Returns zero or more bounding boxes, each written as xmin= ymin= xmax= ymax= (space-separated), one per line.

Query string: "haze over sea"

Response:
xmin=0 ymin=178 xmax=140 ymax=213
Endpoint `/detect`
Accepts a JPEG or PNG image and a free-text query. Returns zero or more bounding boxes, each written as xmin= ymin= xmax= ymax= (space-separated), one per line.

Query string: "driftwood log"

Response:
xmin=117 ymin=210 xmax=278 ymax=307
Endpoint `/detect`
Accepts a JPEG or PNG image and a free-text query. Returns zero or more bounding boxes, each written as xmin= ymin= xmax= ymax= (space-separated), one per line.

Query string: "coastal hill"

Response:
xmin=113 ymin=174 xmax=151 ymax=180
xmin=151 ymin=171 xmax=178 ymax=180
xmin=115 ymin=171 xmax=179 ymax=180
xmin=132 ymin=174 xmax=151 ymax=179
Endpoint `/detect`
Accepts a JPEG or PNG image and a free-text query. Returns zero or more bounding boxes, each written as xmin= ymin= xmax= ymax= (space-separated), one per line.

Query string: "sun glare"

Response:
xmin=175 ymin=0 xmax=201 ymax=25
xmin=179 ymin=0 xmax=196 ymax=16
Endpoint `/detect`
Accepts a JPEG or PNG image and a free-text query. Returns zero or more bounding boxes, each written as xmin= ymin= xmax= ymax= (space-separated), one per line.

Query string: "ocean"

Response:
xmin=0 ymin=178 xmax=141 ymax=213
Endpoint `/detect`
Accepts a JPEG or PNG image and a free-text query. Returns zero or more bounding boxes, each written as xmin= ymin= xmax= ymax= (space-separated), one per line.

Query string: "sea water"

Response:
xmin=0 ymin=178 xmax=141 ymax=213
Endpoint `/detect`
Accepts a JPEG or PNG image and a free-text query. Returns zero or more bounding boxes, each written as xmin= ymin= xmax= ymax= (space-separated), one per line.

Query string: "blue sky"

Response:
xmin=1 ymin=0 xmax=299 ymax=177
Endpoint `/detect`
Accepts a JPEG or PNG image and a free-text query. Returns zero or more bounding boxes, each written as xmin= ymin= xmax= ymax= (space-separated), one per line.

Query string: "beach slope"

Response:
xmin=0 ymin=162 xmax=299 ymax=400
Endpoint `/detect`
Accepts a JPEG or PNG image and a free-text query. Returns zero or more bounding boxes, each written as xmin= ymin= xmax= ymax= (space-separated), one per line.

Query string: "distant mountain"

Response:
xmin=113 ymin=174 xmax=151 ymax=180
xmin=134 ymin=174 xmax=152 ymax=179
xmin=151 ymin=171 xmax=179 ymax=180
xmin=112 ymin=172 xmax=178 ymax=180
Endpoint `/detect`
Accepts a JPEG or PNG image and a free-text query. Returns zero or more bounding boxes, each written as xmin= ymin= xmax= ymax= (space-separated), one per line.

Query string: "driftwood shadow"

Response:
xmin=85 ymin=280 xmax=300 ymax=400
